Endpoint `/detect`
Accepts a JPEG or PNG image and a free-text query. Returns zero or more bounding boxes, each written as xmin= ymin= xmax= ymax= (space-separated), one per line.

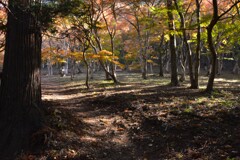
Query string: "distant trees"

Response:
xmin=38 ymin=0 xmax=240 ymax=92
xmin=0 ymin=1 xmax=239 ymax=157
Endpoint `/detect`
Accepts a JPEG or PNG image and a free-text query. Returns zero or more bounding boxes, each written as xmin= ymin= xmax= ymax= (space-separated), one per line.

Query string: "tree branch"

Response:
xmin=218 ymin=0 xmax=240 ymax=20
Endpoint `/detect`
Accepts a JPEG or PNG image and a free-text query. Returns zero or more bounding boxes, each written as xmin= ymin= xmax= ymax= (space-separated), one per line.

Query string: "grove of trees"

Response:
xmin=0 ymin=0 xmax=239 ymax=158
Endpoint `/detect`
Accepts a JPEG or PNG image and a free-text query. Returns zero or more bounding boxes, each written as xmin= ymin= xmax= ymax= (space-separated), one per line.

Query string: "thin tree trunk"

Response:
xmin=83 ymin=52 xmax=90 ymax=89
xmin=167 ymin=0 xmax=179 ymax=86
xmin=206 ymin=0 xmax=240 ymax=92
xmin=174 ymin=0 xmax=194 ymax=86
xmin=193 ymin=0 xmax=201 ymax=89
xmin=142 ymin=55 xmax=147 ymax=79
xmin=206 ymin=25 xmax=217 ymax=92
xmin=179 ymin=48 xmax=186 ymax=82
xmin=159 ymin=51 xmax=164 ymax=77
xmin=233 ymin=57 xmax=240 ymax=74
xmin=89 ymin=36 xmax=118 ymax=83
xmin=89 ymin=61 xmax=94 ymax=79
xmin=159 ymin=34 xmax=164 ymax=77
xmin=206 ymin=0 xmax=218 ymax=93
xmin=71 ymin=60 xmax=76 ymax=80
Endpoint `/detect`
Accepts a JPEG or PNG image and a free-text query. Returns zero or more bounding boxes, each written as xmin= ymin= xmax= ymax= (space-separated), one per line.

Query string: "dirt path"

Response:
xmin=37 ymin=74 xmax=240 ymax=160
xmin=41 ymin=76 xmax=143 ymax=160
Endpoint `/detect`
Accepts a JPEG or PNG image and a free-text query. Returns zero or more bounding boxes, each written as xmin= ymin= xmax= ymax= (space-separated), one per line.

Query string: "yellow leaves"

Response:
xmin=97 ymin=50 xmax=124 ymax=67
xmin=98 ymin=50 xmax=113 ymax=56
xmin=98 ymin=50 xmax=115 ymax=61
xmin=96 ymin=23 xmax=107 ymax=29
xmin=54 ymin=17 xmax=71 ymax=31
xmin=125 ymin=52 xmax=137 ymax=61
xmin=112 ymin=60 xmax=125 ymax=69
xmin=42 ymin=47 xmax=122 ymax=67
xmin=68 ymin=52 xmax=83 ymax=61
xmin=129 ymin=63 xmax=141 ymax=70
xmin=41 ymin=47 xmax=55 ymax=61
xmin=42 ymin=47 xmax=52 ymax=53
xmin=222 ymin=39 xmax=227 ymax=45
xmin=42 ymin=47 xmax=70 ymax=64
xmin=90 ymin=54 xmax=100 ymax=59
xmin=147 ymin=60 xmax=158 ymax=66
xmin=58 ymin=59 xmax=67 ymax=63
xmin=164 ymin=34 xmax=170 ymax=42
xmin=147 ymin=59 xmax=154 ymax=63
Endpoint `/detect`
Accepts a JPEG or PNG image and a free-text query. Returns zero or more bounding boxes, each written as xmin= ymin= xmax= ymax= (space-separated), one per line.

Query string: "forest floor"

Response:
xmin=20 ymin=72 xmax=240 ymax=160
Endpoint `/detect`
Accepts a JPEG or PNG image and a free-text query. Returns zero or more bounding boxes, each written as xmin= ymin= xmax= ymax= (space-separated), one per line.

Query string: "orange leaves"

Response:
xmin=125 ymin=52 xmax=137 ymax=61
xmin=98 ymin=50 xmax=113 ymax=56
xmin=0 ymin=8 xmax=7 ymax=24
xmin=0 ymin=52 xmax=3 ymax=66
xmin=42 ymin=46 xmax=124 ymax=68
xmin=68 ymin=52 xmax=98 ymax=61
xmin=68 ymin=52 xmax=83 ymax=61
xmin=98 ymin=50 xmax=124 ymax=68
xmin=42 ymin=47 xmax=69 ymax=64
xmin=98 ymin=50 xmax=114 ymax=61
xmin=112 ymin=60 xmax=125 ymax=69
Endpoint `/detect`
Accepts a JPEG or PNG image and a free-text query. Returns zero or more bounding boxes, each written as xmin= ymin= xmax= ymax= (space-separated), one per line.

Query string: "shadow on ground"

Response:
xmin=33 ymin=74 xmax=240 ymax=160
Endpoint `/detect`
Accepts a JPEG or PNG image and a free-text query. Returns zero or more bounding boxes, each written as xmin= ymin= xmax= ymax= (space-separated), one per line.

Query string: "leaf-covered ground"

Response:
xmin=19 ymin=72 xmax=240 ymax=160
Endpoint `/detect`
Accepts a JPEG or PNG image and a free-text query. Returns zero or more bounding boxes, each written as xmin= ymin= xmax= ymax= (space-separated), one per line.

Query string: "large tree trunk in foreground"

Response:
xmin=0 ymin=4 xmax=43 ymax=158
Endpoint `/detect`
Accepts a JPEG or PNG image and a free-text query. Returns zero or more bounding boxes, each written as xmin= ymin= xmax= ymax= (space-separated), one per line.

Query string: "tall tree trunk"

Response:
xmin=206 ymin=25 xmax=217 ymax=92
xmin=159 ymin=51 xmax=164 ymax=77
xmin=83 ymin=52 xmax=90 ymax=89
xmin=159 ymin=34 xmax=164 ymax=77
xmin=142 ymin=31 xmax=149 ymax=79
xmin=179 ymin=44 xmax=186 ymax=82
xmin=174 ymin=0 xmax=194 ymax=86
xmin=167 ymin=0 xmax=179 ymax=86
xmin=206 ymin=0 xmax=218 ymax=93
xmin=101 ymin=0 xmax=118 ymax=82
xmin=233 ymin=57 xmax=240 ymax=74
xmin=142 ymin=54 xmax=147 ymax=79
xmin=109 ymin=35 xmax=117 ymax=81
xmin=0 ymin=4 xmax=43 ymax=158
xmin=206 ymin=0 xmax=240 ymax=92
xmin=193 ymin=0 xmax=201 ymax=89
xmin=90 ymin=36 xmax=118 ymax=83
xmin=71 ymin=60 xmax=76 ymax=80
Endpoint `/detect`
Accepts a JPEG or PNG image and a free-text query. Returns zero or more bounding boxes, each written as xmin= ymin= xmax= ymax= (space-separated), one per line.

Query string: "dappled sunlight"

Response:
xmin=215 ymin=78 xmax=239 ymax=83
xmin=42 ymin=92 xmax=85 ymax=101
xmin=40 ymin=72 xmax=240 ymax=159
xmin=111 ymin=134 xmax=129 ymax=145
xmin=80 ymin=136 xmax=97 ymax=143
xmin=81 ymin=115 xmax=131 ymax=147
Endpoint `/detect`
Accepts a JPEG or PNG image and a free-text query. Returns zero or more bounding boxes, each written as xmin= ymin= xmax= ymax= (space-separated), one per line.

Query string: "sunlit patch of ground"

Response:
xmin=23 ymin=71 xmax=240 ymax=160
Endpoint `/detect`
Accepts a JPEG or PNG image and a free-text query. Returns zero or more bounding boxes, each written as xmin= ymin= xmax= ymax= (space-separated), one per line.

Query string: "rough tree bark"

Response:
xmin=0 ymin=3 xmax=43 ymax=158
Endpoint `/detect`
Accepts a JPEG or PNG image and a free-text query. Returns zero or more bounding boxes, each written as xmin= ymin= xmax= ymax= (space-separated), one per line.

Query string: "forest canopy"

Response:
xmin=0 ymin=0 xmax=239 ymax=159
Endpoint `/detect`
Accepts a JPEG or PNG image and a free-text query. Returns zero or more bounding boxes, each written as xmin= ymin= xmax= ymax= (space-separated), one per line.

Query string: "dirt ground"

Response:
xmin=20 ymin=72 xmax=240 ymax=160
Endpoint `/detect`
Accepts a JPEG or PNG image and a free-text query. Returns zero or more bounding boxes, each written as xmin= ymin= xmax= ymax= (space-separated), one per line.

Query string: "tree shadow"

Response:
xmin=40 ymin=75 xmax=240 ymax=159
